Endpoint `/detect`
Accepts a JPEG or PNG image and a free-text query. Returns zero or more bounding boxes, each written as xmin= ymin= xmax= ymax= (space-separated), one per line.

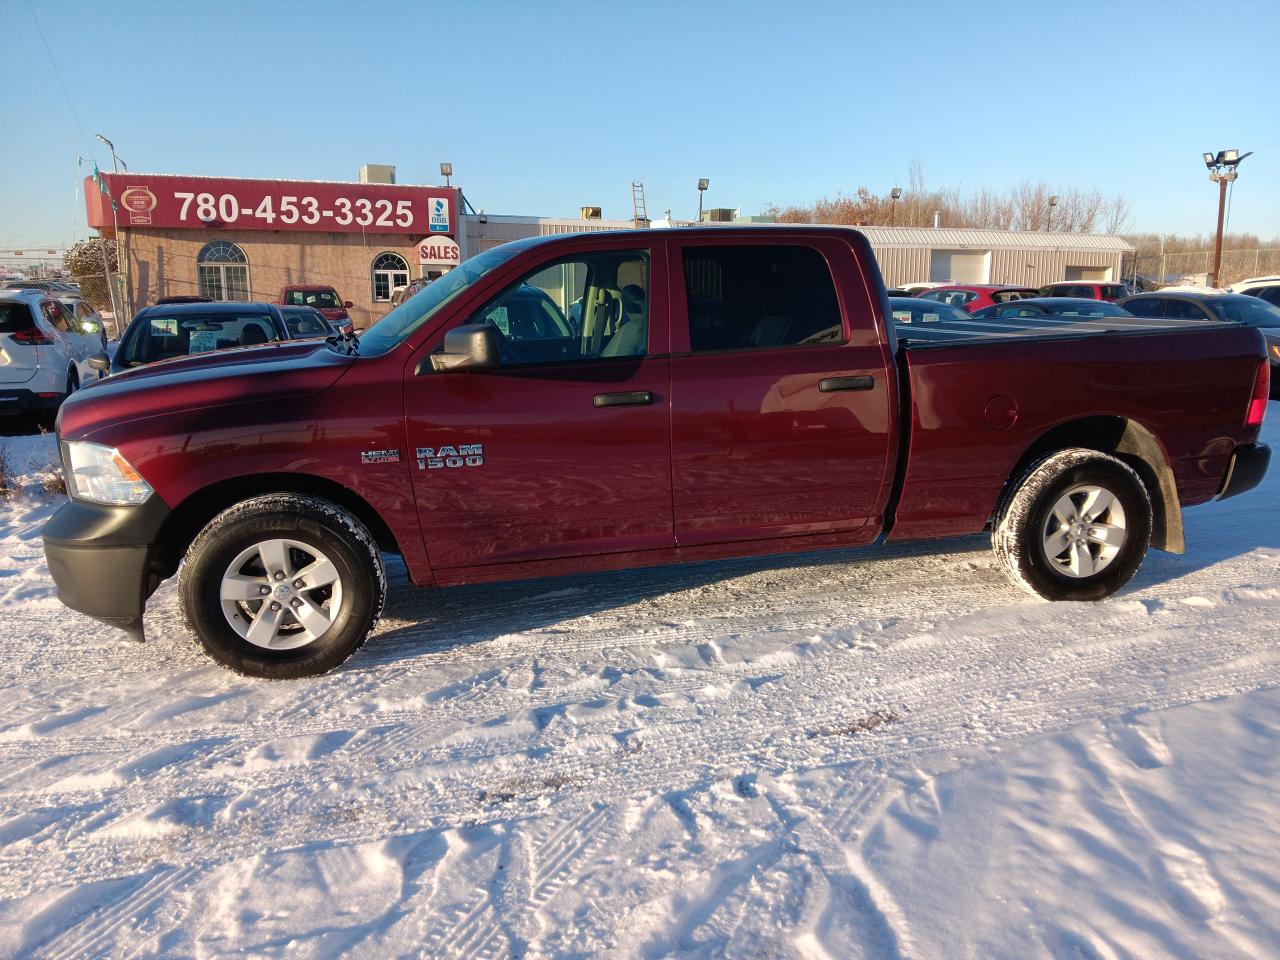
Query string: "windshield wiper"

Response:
xmin=324 ymin=332 xmax=361 ymax=356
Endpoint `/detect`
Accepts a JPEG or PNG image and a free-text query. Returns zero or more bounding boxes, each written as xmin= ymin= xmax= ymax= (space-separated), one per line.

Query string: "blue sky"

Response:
xmin=2 ymin=0 xmax=1277 ymax=249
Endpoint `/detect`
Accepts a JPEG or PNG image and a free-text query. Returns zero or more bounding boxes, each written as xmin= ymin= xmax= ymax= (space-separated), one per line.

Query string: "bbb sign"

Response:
xmin=417 ymin=236 xmax=460 ymax=266
xmin=429 ymin=197 xmax=450 ymax=232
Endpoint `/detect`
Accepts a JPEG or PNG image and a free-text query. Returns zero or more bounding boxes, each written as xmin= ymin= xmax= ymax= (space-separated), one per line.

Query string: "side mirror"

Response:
xmin=88 ymin=353 xmax=111 ymax=372
xmin=427 ymin=323 xmax=500 ymax=372
xmin=344 ymin=301 xmax=354 ymax=309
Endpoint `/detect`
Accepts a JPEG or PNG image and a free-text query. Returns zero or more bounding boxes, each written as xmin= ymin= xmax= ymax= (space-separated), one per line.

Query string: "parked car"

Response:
xmin=1 ymin=278 xmax=80 ymax=293
xmin=106 ymin=301 xmax=335 ymax=375
xmin=1228 ymin=276 xmax=1280 ymax=308
xmin=1120 ymin=291 xmax=1280 ymax=398
xmin=915 ymin=284 xmax=1039 ymax=312
xmin=1037 ymin=281 xmax=1131 ymax=302
xmin=156 ymin=295 xmax=213 ymax=305
xmin=277 ymin=284 xmax=354 ymax=335
xmin=969 ymin=298 xmax=1134 ymax=320
xmin=887 ymin=296 xmax=972 ymax=325
xmin=0 ymin=290 xmax=103 ymax=417
xmin=45 ymin=228 xmax=1269 ymax=678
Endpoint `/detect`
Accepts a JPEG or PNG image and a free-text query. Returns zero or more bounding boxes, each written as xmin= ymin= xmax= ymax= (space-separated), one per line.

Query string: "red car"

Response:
xmin=276 ymin=284 xmax=354 ymax=334
xmin=915 ymin=284 xmax=1039 ymax=313
xmin=45 ymin=228 xmax=1270 ymax=678
xmin=1038 ymin=281 xmax=1132 ymax=302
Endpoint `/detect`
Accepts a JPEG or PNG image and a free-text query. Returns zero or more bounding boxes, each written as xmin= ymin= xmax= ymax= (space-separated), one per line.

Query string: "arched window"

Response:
xmin=372 ymin=252 xmax=410 ymax=303
xmin=197 ymin=241 xmax=250 ymax=301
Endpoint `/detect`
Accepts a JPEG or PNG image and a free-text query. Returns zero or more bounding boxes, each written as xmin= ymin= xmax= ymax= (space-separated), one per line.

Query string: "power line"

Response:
xmin=24 ymin=0 xmax=97 ymax=158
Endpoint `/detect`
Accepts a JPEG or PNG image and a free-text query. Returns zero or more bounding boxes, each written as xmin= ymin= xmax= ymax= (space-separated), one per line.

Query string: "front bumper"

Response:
xmin=0 ymin=388 xmax=63 ymax=414
xmin=42 ymin=495 xmax=171 ymax=640
xmin=1217 ymin=442 xmax=1271 ymax=501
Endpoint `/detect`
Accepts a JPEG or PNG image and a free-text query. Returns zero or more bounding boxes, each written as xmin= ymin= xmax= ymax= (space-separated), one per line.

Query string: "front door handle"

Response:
xmin=818 ymin=376 xmax=875 ymax=393
xmin=593 ymin=390 xmax=654 ymax=408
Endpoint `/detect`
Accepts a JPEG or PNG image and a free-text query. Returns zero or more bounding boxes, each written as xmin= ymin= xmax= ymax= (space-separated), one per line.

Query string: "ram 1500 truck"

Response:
xmin=44 ymin=228 xmax=1271 ymax=678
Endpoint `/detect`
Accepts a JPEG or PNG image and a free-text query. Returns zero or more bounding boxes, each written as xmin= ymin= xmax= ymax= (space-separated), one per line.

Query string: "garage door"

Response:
xmin=1065 ymin=266 xmax=1111 ymax=281
xmin=929 ymin=249 xmax=988 ymax=283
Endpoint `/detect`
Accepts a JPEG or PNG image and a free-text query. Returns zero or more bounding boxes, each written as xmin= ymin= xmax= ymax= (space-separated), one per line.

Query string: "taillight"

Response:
xmin=1246 ymin=360 xmax=1270 ymax=429
xmin=10 ymin=327 xmax=54 ymax=345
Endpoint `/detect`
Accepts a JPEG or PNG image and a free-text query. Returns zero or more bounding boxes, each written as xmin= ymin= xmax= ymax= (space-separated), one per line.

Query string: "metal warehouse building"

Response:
xmin=462 ymin=217 xmax=1132 ymax=289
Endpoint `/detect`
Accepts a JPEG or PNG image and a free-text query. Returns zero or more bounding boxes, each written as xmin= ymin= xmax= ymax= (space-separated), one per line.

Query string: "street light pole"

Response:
xmin=95 ymin=134 xmax=131 ymax=317
xmin=889 ymin=187 xmax=902 ymax=226
xmin=697 ymin=178 xmax=709 ymax=223
xmin=1203 ymin=149 xmax=1252 ymax=288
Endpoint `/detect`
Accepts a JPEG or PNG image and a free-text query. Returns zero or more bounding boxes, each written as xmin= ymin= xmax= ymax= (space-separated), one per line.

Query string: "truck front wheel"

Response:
xmin=178 ymin=494 xmax=386 ymax=678
xmin=993 ymin=449 xmax=1152 ymax=601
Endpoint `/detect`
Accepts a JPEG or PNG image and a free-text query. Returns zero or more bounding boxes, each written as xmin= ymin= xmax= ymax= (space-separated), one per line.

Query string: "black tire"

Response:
xmin=993 ymin=448 xmax=1152 ymax=601
xmin=178 ymin=494 xmax=386 ymax=678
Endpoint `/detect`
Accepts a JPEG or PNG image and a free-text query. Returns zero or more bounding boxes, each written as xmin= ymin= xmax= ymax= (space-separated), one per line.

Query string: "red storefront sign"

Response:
xmin=85 ymin=173 xmax=457 ymax=236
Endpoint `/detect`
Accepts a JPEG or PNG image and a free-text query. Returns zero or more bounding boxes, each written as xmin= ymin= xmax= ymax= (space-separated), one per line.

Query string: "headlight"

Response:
xmin=1270 ymin=342 xmax=1280 ymax=361
xmin=63 ymin=441 xmax=153 ymax=505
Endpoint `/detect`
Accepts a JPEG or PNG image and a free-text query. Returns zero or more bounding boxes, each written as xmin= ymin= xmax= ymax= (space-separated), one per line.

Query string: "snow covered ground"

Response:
xmin=0 ymin=411 xmax=1277 ymax=959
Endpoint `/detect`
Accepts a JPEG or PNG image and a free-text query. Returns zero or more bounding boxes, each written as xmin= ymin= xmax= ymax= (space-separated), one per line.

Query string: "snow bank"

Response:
xmin=0 ymin=413 xmax=1278 ymax=957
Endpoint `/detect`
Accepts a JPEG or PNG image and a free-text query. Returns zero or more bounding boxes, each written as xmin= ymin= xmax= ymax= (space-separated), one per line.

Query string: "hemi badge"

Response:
xmin=360 ymin=449 xmax=401 ymax=464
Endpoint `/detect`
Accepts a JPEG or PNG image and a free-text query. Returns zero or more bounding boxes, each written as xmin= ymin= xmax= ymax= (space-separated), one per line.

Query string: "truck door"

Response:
xmin=669 ymin=237 xmax=896 ymax=547
xmin=404 ymin=243 xmax=674 ymax=570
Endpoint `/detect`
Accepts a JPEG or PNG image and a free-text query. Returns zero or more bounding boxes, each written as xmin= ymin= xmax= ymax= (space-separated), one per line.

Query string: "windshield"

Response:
xmin=357 ymin=245 xmax=524 ymax=356
xmin=122 ymin=312 xmax=279 ymax=366
xmin=1216 ymin=296 xmax=1280 ymax=328
xmin=888 ymin=298 xmax=969 ymax=324
xmin=285 ymin=289 xmax=342 ymax=309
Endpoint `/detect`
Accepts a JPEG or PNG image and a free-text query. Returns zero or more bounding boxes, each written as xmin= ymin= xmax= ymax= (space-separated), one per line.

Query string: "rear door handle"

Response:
xmin=818 ymin=376 xmax=875 ymax=393
xmin=593 ymin=390 xmax=654 ymax=408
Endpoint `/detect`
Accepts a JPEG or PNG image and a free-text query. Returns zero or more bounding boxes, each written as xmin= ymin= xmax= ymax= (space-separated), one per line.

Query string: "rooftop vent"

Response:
xmin=580 ymin=206 xmax=602 ymax=220
xmin=359 ymin=164 xmax=396 ymax=185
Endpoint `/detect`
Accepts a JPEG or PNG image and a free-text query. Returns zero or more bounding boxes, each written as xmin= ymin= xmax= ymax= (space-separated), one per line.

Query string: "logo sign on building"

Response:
xmin=84 ymin=173 xmax=458 ymax=237
xmin=120 ymin=186 xmax=158 ymax=224
xmin=417 ymin=236 xmax=460 ymax=267
xmin=429 ymin=197 xmax=450 ymax=233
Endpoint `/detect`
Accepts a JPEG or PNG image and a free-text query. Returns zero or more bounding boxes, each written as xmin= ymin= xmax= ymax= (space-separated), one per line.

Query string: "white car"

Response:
xmin=0 ymin=289 xmax=104 ymax=420
xmin=1228 ymin=275 xmax=1280 ymax=308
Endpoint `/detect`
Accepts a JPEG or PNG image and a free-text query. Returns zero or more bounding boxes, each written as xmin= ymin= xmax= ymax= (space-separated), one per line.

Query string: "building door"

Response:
xmin=404 ymin=243 xmax=674 ymax=570
xmin=929 ymin=249 xmax=989 ymax=283
xmin=1065 ymin=266 xmax=1111 ymax=281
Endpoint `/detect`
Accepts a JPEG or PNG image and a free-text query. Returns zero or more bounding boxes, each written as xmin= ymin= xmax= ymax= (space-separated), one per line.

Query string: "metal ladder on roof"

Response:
xmin=631 ymin=180 xmax=649 ymax=228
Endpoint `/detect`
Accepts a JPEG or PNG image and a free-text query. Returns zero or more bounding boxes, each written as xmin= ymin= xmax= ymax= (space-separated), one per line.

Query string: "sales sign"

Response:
xmin=417 ymin=236 xmax=460 ymax=266
xmin=85 ymin=173 xmax=458 ymax=236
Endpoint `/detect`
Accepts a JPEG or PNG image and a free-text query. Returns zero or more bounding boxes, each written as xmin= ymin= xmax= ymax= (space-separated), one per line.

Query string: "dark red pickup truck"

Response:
xmin=44 ymin=228 xmax=1271 ymax=678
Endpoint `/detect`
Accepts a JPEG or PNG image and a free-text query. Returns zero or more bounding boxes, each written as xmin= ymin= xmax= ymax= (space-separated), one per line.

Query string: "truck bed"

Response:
xmin=893 ymin=313 xmax=1222 ymax=347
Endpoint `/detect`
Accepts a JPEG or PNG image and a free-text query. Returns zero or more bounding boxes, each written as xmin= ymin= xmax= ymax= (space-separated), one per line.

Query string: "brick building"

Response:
xmin=85 ymin=169 xmax=460 ymax=329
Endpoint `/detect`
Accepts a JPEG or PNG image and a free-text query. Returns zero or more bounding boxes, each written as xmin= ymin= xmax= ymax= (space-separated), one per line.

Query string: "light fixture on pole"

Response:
xmin=440 ymin=162 xmax=452 ymax=187
xmin=1203 ymin=149 xmax=1252 ymax=287
xmin=889 ymin=186 xmax=902 ymax=226
xmin=1046 ymin=195 xmax=1058 ymax=232
xmin=697 ymin=178 xmax=710 ymax=222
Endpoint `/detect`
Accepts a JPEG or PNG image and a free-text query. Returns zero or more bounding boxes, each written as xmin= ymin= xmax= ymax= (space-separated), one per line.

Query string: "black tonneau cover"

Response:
xmin=894 ymin=314 xmax=1223 ymax=347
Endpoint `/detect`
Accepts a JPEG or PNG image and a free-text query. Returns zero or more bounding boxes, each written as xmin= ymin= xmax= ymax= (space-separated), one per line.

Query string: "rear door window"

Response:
xmin=682 ymin=245 xmax=842 ymax=352
xmin=1163 ymin=300 xmax=1209 ymax=320
xmin=0 ymin=303 xmax=36 ymax=333
xmin=1122 ymin=298 xmax=1164 ymax=318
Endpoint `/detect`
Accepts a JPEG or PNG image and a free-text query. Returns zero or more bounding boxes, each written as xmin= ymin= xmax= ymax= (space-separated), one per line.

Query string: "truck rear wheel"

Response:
xmin=993 ymin=448 xmax=1151 ymax=601
xmin=179 ymin=495 xmax=386 ymax=678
